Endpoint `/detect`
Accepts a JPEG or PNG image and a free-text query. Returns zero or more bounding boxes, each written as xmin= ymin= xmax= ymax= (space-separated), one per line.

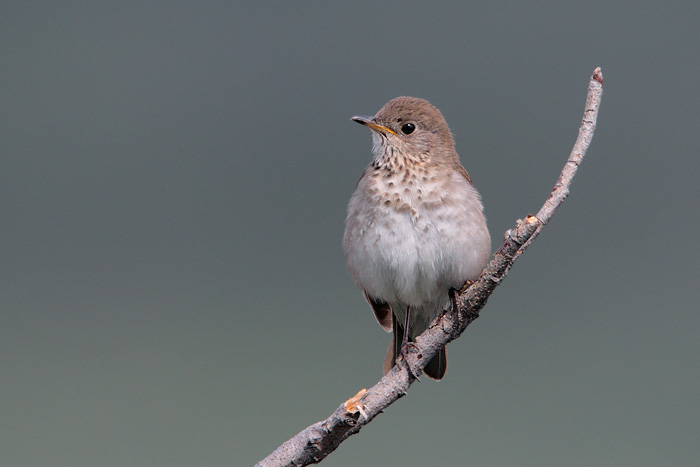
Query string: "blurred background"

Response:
xmin=3 ymin=1 xmax=699 ymax=466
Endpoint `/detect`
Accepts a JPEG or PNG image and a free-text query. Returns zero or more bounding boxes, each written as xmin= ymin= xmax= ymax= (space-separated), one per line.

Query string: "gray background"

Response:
xmin=3 ymin=1 xmax=699 ymax=466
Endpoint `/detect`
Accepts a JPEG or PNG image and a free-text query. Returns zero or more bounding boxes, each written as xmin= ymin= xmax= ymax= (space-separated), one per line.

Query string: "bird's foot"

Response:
xmin=459 ymin=280 xmax=475 ymax=295
xmin=398 ymin=342 xmax=421 ymax=382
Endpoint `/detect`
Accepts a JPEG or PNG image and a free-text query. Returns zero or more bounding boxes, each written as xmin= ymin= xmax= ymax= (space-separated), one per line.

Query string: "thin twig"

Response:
xmin=255 ymin=67 xmax=603 ymax=467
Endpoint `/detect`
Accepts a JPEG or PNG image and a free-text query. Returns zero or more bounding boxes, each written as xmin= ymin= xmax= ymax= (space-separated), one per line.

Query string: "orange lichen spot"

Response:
xmin=344 ymin=388 xmax=368 ymax=419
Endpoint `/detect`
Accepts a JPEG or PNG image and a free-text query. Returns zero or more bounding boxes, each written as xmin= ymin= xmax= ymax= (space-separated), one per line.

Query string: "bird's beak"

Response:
xmin=351 ymin=116 xmax=397 ymax=136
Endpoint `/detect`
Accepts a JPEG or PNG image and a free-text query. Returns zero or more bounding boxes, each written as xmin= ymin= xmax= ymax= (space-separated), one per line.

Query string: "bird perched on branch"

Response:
xmin=344 ymin=96 xmax=491 ymax=379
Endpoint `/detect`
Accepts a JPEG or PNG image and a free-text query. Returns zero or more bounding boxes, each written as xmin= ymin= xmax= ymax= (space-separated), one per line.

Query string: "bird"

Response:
xmin=343 ymin=96 xmax=491 ymax=380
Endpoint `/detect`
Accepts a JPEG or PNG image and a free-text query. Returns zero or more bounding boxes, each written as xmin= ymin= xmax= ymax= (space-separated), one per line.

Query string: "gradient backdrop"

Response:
xmin=3 ymin=2 xmax=699 ymax=466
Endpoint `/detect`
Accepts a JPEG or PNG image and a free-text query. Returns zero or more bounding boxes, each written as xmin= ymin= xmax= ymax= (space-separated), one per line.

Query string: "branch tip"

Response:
xmin=593 ymin=67 xmax=603 ymax=84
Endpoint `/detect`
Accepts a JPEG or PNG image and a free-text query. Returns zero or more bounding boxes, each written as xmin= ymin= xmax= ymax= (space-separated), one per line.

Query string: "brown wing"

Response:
xmin=364 ymin=292 xmax=393 ymax=332
xmin=455 ymin=164 xmax=473 ymax=185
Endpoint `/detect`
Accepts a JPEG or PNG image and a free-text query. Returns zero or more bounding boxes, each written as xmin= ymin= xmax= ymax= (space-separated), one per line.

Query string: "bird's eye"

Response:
xmin=400 ymin=123 xmax=415 ymax=135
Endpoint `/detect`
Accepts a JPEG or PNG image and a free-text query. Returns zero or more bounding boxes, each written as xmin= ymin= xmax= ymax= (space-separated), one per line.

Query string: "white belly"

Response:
xmin=344 ymin=169 xmax=490 ymax=315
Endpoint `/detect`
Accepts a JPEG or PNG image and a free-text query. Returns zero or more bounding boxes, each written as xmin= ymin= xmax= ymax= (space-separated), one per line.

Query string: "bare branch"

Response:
xmin=255 ymin=67 xmax=604 ymax=467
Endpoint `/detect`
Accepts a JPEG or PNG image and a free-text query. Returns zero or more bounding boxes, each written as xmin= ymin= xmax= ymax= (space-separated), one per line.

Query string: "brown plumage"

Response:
xmin=344 ymin=97 xmax=491 ymax=379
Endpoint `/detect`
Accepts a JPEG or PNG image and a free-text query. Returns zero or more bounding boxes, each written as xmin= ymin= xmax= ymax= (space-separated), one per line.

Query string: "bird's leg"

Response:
xmin=399 ymin=306 xmax=420 ymax=381
xmin=449 ymin=287 xmax=460 ymax=316
xmin=401 ymin=305 xmax=411 ymax=350
xmin=449 ymin=287 xmax=461 ymax=335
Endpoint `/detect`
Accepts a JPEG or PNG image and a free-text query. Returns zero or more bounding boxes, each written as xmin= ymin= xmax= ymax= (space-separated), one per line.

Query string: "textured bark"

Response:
xmin=256 ymin=67 xmax=604 ymax=467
